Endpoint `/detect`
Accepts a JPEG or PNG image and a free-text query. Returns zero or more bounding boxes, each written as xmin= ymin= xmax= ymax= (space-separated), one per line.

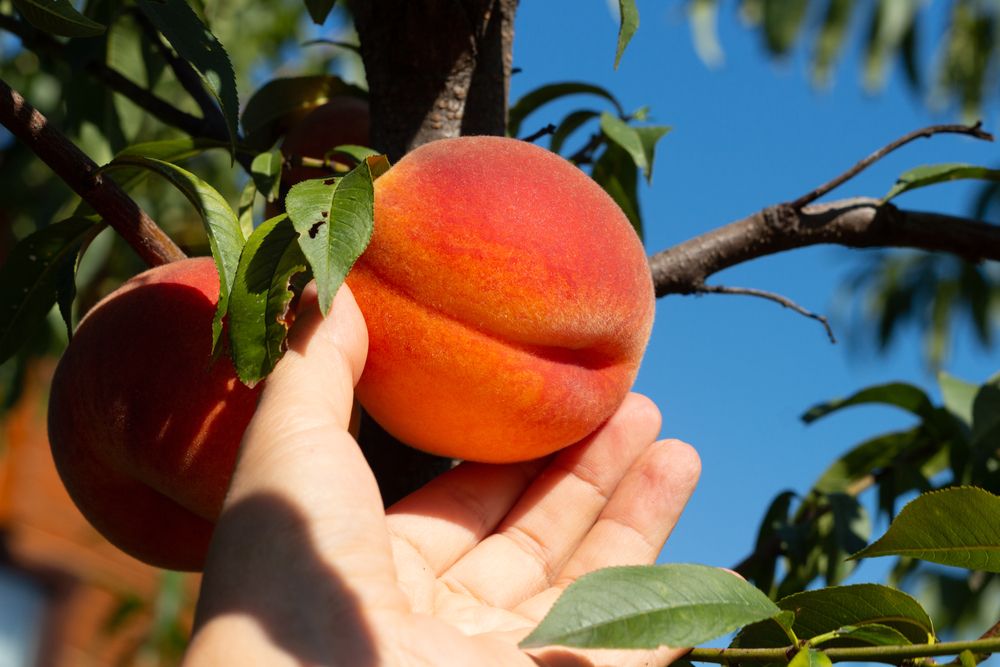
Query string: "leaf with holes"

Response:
xmin=286 ymin=155 xmax=389 ymax=316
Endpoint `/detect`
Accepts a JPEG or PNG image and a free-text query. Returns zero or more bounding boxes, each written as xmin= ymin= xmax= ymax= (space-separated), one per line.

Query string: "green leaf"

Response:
xmin=251 ymin=150 xmax=283 ymax=204
xmin=136 ymin=0 xmax=240 ymax=152
xmin=599 ymin=112 xmax=670 ymax=183
xmin=237 ymin=178 xmax=257 ymax=239
xmin=304 ymin=0 xmax=337 ymax=24
xmin=519 ymin=564 xmax=780 ymax=650
xmin=802 ymin=382 xmax=935 ymax=423
xmin=823 ymin=623 xmax=912 ymax=647
xmin=615 ymin=0 xmax=639 ymax=69
xmin=939 ymin=371 xmax=977 ymax=428
xmin=508 ymin=82 xmax=624 ymax=139
xmin=820 ymin=493 xmax=870 ymax=586
xmin=748 ymin=490 xmax=796 ymax=595
xmin=732 ymin=584 xmax=934 ymax=650
xmin=550 ymin=110 xmax=600 ymax=155
xmin=689 ymin=0 xmax=724 ymax=67
xmin=852 ymin=487 xmax=1000 ymax=572
xmin=227 ymin=214 xmax=308 ymax=386
xmin=0 ymin=218 xmax=100 ymax=364
xmin=812 ymin=430 xmax=916 ymax=495
xmin=242 ymin=75 xmax=367 ymax=150
xmin=286 ymin=155 xmax=388 ymax=316
xmin=762 ymin=0 xmax=808 ymax=55
xmin=591 ymin=142 xmax=642 ymax=239
xmin=11 ymin=0 xmax=105 ymax=37
xmin=971 ymin=375 xmax=1000 ymax=449
xmin=101 ymin=156 xmax=245 ymax=349
xmin=789 ymin=649 xmax=832 ymax=667
xmin=812 ymin=0 xmax=855 ymax=86
xmin=884 ymin=163 xmax=1000 ymax=203
xmin=863 ymin=0 xmax=918 ymax=91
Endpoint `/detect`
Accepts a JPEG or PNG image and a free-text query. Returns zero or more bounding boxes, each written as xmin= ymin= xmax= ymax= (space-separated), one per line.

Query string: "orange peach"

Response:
xmin=348 ymin=136 xmax=654 ymax=463
xmin=47 ymin=258 xmax=261 ymax=571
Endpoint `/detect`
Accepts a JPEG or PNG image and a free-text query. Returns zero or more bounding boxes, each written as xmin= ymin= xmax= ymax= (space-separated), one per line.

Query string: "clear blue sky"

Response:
xmin=510 ymin=2 xmax=998 ymax=581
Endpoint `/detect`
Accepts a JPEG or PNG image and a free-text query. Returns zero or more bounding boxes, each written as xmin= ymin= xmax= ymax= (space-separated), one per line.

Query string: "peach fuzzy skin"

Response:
xmin=347 ymin=136 xmax=655 ymax=463
xmin=47 ymin=258 xmax=261 ymax=571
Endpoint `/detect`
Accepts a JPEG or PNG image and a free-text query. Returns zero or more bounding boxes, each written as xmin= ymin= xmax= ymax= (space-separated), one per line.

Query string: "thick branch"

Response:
xmin=0 ymin=79 xmax=185 ymax=267
xmin=650 ymin=198 xmax=1000 ymax=298
xmin=350 ymin=0 xmax=518 ymax=160
xmin=0 ymin=13 xmax=206 ymax=139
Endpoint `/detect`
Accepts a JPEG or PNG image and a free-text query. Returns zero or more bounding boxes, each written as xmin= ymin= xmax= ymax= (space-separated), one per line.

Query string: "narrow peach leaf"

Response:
xmin=519 ymin=564 xmax=779 ymax=650
xmin=851 ymin=487 xmax=1000 ymax=572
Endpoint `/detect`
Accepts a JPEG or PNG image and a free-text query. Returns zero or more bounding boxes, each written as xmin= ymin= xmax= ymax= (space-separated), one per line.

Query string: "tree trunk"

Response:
xmin=349 ymin=0 xmax=519 ymax=503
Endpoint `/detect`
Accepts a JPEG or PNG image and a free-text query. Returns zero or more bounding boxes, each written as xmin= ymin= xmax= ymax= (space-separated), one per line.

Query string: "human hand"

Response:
xmin=185 ymin=285 xmax=701 ymax=667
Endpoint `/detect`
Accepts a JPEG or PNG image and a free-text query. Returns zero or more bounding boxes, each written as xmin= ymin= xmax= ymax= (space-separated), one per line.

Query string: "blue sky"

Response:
xmin=510 ymin=2 xmax=998 ymax=580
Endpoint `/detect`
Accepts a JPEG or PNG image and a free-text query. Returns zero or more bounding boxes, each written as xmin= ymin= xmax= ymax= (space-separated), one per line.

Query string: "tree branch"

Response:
xmin=695 ymin=285 xmax=836 ymax=343
xmin=0 ymin=78 xmax=185 ymax=267
xmin=650 ymin=198 xmax=1000 ymax=298
xmin=0 ymin=12 xmax=206 ymax=139
xmin=689 ymin=637 xmax=1000 ymax=664
xmin=790 ymin=123 xmax=993 ymax=209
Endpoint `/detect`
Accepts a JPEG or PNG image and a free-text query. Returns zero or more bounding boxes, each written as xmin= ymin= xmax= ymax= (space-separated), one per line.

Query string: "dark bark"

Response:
xmin=650 ymin=197 xmax=1000 ymax=297
xmin=0 ymin=79 xmax=185 ymax=267
xmin=350 ymin=0 xmax=518 ymax=161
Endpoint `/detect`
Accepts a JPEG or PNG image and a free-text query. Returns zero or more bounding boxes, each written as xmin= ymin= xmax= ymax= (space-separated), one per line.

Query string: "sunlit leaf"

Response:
xmin=884 ymin=163 xmax=1000 ymax=203
xmin=689 ymin=0 xmax=724 ymax=67
xmin=12 ymin=0 xmax=105 ymax=37
xmin=599 ymin=112 xmax=670 ymax=183
xmin=286 ymin=155 xmax=388 ymax=315
xmin=615 ymin=0 xmax=639 ymax=69
xmin=812 ymin=0 xmax=855 ymax=86
xmin=520 ymin=564 xmax=779 ymax=649
xmin=852 ymin=487 xmax=1000 ymax=572
xmin=821 ymin=623 xmax=913 ymax=647
xmin=251 ymin=150 xmax=283 ymax=204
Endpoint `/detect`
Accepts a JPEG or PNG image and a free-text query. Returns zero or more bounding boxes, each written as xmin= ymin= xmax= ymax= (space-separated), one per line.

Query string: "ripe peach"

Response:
xmin=47 ymin=258 xmax=261 ymax=571
xmin=347 ymin=136 xmax=655 ymax=463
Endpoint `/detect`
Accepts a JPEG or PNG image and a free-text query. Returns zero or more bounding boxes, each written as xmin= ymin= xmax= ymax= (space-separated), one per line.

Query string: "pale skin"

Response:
xmin=185 ymin=285 xmax=701 ymax=667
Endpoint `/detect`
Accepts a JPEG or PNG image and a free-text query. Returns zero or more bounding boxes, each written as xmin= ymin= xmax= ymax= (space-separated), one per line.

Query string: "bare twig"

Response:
xmin=522 ymin=123 xmax=556 ymax=143
xmin=791 ymin=123 xmax=994 ymax=209
xmin=0 ymin=12 xmax=205 ymax=139
xmin=0 ymin=78 xmax=185 ymax=267
xmin=650 ymin=198 xmax=1000 ymax=298
xmin=697 ymin=285 xmax=836 ymax=343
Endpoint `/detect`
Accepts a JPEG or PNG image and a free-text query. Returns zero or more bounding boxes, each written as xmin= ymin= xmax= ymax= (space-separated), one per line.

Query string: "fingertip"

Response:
xmin=286 ymin=282 xmax=369 ymax=386
xmin=618 ymin=392 xmax=663 ymax=442
xmin=653 ymin=439 xmax=702 ymax=494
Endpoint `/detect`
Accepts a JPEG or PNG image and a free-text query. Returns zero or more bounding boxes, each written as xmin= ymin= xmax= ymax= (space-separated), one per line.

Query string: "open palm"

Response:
xmin=187 ymin=286 xmax=700 ymax=667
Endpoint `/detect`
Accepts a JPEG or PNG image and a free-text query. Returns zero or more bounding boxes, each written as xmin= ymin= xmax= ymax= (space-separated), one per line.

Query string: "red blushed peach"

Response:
xmin=47 ymin=258 xmax=261 ymax=571
xmin=347 ymin=136 xmax=655 ymax=463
